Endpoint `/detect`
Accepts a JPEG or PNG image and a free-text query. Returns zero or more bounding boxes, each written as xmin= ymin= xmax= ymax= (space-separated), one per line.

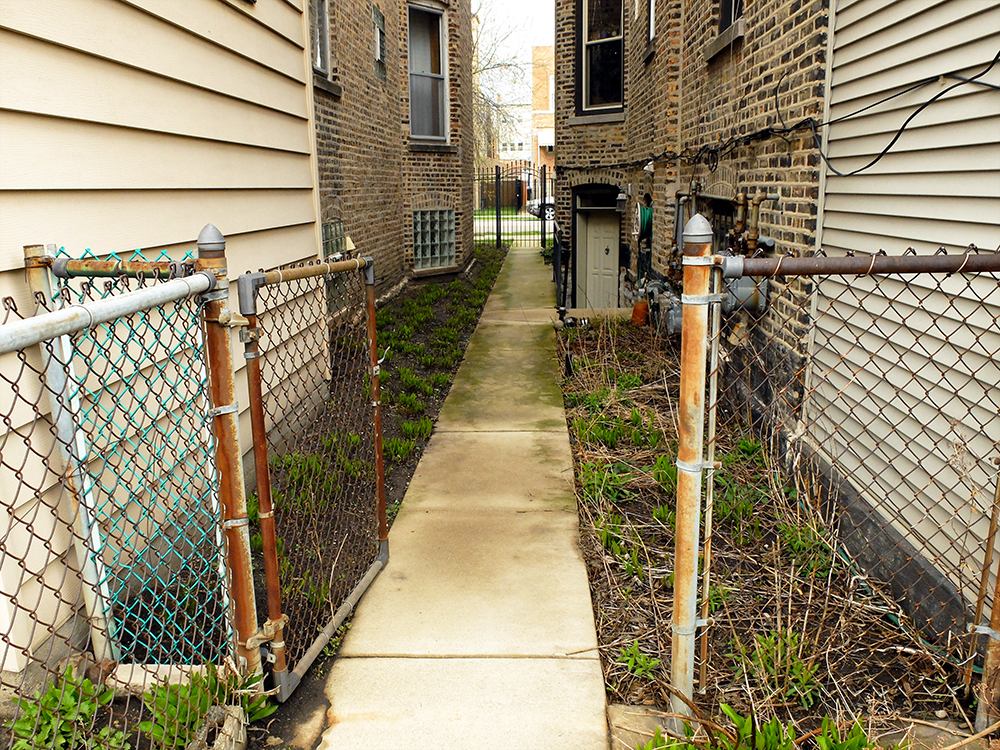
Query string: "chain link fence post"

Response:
xmin=195 ymin=224 xmax=261 ymax=676
xmin=670 ymin=214 xmax=713 ymax=723
xmin=362 ymin=259 xmax=389 ymax=547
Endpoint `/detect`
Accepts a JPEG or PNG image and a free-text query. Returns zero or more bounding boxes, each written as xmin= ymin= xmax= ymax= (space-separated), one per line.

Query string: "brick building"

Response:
xmin=311 ymin=0 xmax=475 ymax=292
xmin=554 ymin=0 xmax=827 ymax=307
xmin=531 ymin=46 xmax=556 ymax=172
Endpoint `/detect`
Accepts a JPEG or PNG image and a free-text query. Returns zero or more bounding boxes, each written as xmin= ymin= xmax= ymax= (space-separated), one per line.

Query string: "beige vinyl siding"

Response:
xmin=0 ymin=0 xmax=318 ymax=672
xmin=812 ymin=0 xmax=1000 ymax=622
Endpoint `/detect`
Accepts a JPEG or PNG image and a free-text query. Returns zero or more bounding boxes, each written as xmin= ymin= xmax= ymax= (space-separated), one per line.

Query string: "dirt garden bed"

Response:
xmin=556 ymin=317 xmax=974 ymax=746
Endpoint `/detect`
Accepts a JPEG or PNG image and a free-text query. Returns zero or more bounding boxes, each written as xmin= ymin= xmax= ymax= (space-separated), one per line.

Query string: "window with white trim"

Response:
xmin=408 ymin=6 xmax=447 ymax=139
xmin=648 ymin=0 xmax=655 ymax=41
xmin=374 ymin=5 xmax=387 ymax=80
xmin=581 ymin=0 xmax=623 ymax=111
xmin=413 ymin=210 xmax=456 ymax=269
xmin=311 ymin=0 xmax=330 ymax=75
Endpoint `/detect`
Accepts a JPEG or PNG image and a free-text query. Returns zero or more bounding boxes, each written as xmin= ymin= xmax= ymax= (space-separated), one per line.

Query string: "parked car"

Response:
xmin=526 ymin=196 xmax=555 ymax=221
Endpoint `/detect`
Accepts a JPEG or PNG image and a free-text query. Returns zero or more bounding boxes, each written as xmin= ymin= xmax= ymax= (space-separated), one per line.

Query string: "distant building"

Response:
xmin=531 ymin=46 xmax=555 ymax=172
xmin=311 ymin=0 xmax=475 ymax=286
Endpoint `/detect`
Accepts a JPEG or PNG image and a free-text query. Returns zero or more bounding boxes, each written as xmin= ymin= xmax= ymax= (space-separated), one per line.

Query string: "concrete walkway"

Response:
xmin=318 ymin=248 xmax=609 ymax=748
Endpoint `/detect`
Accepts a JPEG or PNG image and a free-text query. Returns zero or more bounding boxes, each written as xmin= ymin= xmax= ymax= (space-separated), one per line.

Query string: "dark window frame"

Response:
xmin=574 ymin=0 xmax=624 ymax=115
xmin=407 ymin=5 xmax=448 ymax=141
xmin=373 ymin=5 xmax=387 ymax=80
xmin=719 ymin=0 xmax=744 ymax=34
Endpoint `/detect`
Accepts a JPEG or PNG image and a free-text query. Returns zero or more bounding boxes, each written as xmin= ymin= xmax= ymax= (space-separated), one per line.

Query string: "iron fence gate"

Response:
xmin=475 ymin=161 xmax=554 ymax=249
xmin=0 ymin=226 xmax=387 ymax=749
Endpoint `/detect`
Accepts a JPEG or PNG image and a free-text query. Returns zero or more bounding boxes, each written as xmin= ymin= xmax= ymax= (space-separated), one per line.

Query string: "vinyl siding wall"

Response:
xmin=812 ymin=0 xmax=1000 ymax=622
xmin=0 ymin=0 xmax=320 ymax=671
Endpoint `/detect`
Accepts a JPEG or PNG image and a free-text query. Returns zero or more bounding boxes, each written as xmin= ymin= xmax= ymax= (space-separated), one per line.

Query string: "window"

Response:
xmin=647 ymin=0 xmax=655 ymax=41
xmin=373 ymin=5 xmax=387 ymax=79
xmin=413 ymin=209 xmax=456 ymax=269
xmin=719 ymin=0 xmax=743 ymax=33
xmin=408 ymin=7 xmax=447 ymax=140
xmin=311 ymin=0 xmax=330 ymax=75
xmin=548 ymin=74 xmax=555 ymax=110
xmin=581 ymin=0 xmax=623 ymax=111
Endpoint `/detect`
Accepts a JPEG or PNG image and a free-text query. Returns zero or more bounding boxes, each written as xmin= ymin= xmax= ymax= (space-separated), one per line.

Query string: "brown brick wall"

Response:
xmin=678 ymin=0 xmax=828 ymax=259
xmin=314 ymin=0 xmax=474 ymax=293
xmin=554 ymin=0 xmax=827 ymax=287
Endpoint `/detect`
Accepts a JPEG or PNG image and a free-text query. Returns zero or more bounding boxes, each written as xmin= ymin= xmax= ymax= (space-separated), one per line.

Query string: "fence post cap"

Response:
xmin=682 ymin=214 xmax=713 ymax=245
xmin=197 ymin=224 xmax=226 ymax=252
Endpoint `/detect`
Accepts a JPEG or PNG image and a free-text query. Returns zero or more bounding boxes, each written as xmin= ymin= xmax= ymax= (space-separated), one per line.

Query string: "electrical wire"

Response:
xmin=555 ymin=48 xmax=1000 ymax=178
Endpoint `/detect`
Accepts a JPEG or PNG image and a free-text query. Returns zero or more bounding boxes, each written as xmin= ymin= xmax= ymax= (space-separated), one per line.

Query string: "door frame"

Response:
xmin=570 ymin=183 xmax=621 ymax=308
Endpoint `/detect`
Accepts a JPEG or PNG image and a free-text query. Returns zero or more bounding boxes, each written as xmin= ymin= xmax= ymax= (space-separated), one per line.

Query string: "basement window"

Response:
xmin=413 ymin=209 xmax=456 ymax=269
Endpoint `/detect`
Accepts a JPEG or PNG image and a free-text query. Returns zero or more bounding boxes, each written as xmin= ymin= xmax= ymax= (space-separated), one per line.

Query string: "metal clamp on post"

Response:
xmin=244 ymin=614 xmax=291 ymax=651
xmin=200 ymin=288 xmax=229 ymax=303
xmin=682 ymin=256 xmax=714 ymax=266
xmin=223 ymin=517 xmax=250 ymax=530
xmin=676 ymin=458 xmax=708 ymax=475
xmin=208 ymin=403 xmax=239 ymax=419
xmin=362 ymin=257 xmax=375 ymax=287
xmin=671 ymin=619 xmax=713 ymax=637
xmin=969 ymin=624 xmax=1000 ymax=641
xmin=681 ymin=293 xmax=723 ymax=306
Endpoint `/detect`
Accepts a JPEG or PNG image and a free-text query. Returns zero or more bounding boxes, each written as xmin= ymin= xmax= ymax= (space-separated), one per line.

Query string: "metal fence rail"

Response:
xmin=669 ymin=214 xmax=1000 ymax=726
xmin=236 ymin=257 xmax=387 ymax=701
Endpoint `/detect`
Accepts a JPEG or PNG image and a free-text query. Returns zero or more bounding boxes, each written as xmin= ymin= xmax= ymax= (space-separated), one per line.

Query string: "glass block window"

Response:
xmin=322 ymin=218 xmax=347 ymax=259
xmin=413 ymin=209 xmax=456 ymax=270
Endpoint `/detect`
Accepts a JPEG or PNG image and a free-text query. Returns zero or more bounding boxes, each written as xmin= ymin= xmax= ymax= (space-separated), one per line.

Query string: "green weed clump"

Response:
xmin=7 ymin=666 xmax=126 ymax=750
xmin=400 ymin=417 xmax=433 ymax=440
xmin=397 ymin=367 xmax=433 ymax=396
xmin=778 ymin=521 xmax=834 ymax=578
xmin=733 ymin=628 xmax=820 ymax=708
xmin=616 ymin=640 xmax=660 ymax=678
xmin=384 ymin=437 xmax=416 ymax=462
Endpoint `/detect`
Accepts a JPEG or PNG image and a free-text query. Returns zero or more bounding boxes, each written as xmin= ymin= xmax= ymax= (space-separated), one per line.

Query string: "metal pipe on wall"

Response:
xmin=670 ymin=214 xmax=713 ymax=723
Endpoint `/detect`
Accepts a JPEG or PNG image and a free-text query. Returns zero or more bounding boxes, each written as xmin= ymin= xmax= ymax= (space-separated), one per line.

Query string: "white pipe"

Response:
xmin=0 ymin=272 xmax=215 ymax=355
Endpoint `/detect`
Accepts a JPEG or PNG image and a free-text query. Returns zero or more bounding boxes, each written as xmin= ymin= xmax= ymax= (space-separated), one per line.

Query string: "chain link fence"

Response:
xmin=236 ymin=257 xmax=386 ymax=699
xmin=666 ymin=221 xmax=1000 ymax=721
xmin=0 ymin=246 xmax=236 ymax=750
xmin=0 ymin=233 xmax=387 ymax=748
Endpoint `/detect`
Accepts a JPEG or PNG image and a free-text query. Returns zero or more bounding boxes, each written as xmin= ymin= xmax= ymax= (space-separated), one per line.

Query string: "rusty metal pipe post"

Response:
xmin=975 ymin=459 xmax=1000 ymax=732
xmin=363 ymin=259 xmax=389 ymax=545
xmin=671 ymin=214 xmax=713 ymax=723
xmin=195 ymin=224 xmax=261 ymax=676
xmin=236 ymin=270 xmax=290 ymax=695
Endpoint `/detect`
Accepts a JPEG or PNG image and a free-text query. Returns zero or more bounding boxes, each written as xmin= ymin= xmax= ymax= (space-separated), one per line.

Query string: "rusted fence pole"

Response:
xmin=670 ymin=214 xmax=713 ymax=723
xmin=236 ymin=276 xmax=290 ymax=696
xmin=976 ymin=459 xmax=1000 ymax=732
xmin=195 ymin=224 xmax=261 ymax=676
xmin=363 ymin=260 xmax=389 ymax=545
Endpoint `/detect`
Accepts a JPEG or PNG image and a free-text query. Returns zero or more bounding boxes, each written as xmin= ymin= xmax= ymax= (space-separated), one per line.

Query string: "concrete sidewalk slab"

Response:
xmin=400 ymin=431 xmax=576 ymax=512
xmin=339 ymin=507 xmax=598 ymax=657
xmin=437 ymin=324 xmax=565 ymax=432
xmin=324 ymin=657 xmax=608 ymax=750
xmin=482 ymin=247 xmax=556 ymax=314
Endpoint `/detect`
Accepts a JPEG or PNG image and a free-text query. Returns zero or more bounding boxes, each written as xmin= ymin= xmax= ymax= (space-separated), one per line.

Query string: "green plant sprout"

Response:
xmin=616 ymin=640 xmax=661 ymax=678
